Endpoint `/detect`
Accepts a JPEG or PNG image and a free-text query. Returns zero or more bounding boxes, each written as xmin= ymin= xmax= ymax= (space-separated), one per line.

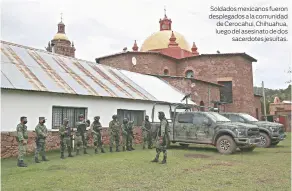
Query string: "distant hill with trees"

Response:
xmin=254 ymin=85 xmax=291 ymax=114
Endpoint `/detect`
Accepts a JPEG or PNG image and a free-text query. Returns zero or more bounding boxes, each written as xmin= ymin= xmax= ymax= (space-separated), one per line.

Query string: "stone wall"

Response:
xmin=159 ymin=76 xmax=220 ymax=106
xmin=98 ymin=52 xmax=178 ymax=76
xmin=1 ymin=127 xmax=143 ymax=159
xmin=178 ymin=55 xmax=256 ymax=116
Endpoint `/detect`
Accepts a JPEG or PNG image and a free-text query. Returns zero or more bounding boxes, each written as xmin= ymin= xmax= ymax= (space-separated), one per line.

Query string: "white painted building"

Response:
xmin=1 ymin=41 xmax=193 ymax=131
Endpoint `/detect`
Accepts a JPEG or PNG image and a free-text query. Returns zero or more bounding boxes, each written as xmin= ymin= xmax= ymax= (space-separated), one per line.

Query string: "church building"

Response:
xmin=46 ymin=16 xmax=76 ymax=58
xmin=95 ymin=12 xmax=262 ymax=118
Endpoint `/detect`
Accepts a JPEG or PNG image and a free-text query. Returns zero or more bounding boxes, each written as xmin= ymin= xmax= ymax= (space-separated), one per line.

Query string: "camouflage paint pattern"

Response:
xmin=34 ymin=123 xmax=48 ymax=158
xmin=16 ymin=123 xmax=28 ymax=160
xmin=109 ymin=120 xmax=121 ymax=148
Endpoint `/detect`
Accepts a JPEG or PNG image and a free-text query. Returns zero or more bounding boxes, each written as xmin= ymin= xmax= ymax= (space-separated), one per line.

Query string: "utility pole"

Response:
xmin=208 ymin=85 xmax=211 ymax=107
xmin=262 ymin=81 xmax=267 ymax=121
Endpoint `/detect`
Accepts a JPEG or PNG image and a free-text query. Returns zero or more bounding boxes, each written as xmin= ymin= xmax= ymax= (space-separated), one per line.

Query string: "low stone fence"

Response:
xmin=1 ymin=127 xmax=143 ymax=158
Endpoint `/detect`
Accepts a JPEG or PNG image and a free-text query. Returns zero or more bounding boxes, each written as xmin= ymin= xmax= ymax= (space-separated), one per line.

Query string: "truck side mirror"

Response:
xmin=203 ymin=119 xmax=211 ymax=126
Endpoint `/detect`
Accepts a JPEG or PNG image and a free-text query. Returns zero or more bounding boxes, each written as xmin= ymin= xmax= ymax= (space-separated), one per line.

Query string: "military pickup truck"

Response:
xmin=151 ymin=103 xmax=261 ymax=154
xmin=220 ymin=113 xmax=286 ymax=148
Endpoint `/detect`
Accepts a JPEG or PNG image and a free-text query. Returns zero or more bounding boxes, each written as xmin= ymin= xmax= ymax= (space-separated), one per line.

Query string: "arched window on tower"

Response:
xmin=164 ymin=69 xmax=169 ymax=75
xmin=185 ymin=70 xmax=194 ymax=78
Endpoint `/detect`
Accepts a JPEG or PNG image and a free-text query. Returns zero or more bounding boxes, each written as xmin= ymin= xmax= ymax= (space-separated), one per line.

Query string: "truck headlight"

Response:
xmin=235 ymin=128 xmax=246 ymax=136
xmin=269 ymin=127 xmax=278 ymax=132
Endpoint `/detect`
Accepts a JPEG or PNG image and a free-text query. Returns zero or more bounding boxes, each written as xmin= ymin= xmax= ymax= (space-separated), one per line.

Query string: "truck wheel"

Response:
xmin=258 ymin=132 xmax=271 ymax=148
xmin=216 ymin=135 xmax=236 ymax=154
xmin=179 ymin=143 xmax=189 ymax=148
xmin=240 ymin=147 xmax=255 ymax=152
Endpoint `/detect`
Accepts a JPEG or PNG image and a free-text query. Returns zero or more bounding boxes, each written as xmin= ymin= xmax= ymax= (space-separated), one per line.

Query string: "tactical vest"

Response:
xmin=92 ymin=122 xmax=101 ymax=132
xmin=76 ymin=120 xmax=86 ymax=136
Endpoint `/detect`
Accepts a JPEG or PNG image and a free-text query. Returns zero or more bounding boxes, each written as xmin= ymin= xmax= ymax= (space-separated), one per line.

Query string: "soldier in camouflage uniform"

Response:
xmin=16 ymin=116 xmax=28 ymax=167
xmin=121 ymin=118 xmax=129 ymax=151
xmin=75 ymin=114 xmax=90 ymax=155
xmin=142 ymin=115 xmax=152 ymax=149
xmin=59 ymin=118 xmax=74 ymax=159
xmin=109 ymin=115 xmax=121 ymax=152
xmin=34 ymin=117 xmax=49 ymax=163
xmin=91 ymin=116 xmax=105 ymax=154
xmin=151 ymin=112 xmax=168 ymax=164
xmin=127 ymin=121 xmax=135 ymax=151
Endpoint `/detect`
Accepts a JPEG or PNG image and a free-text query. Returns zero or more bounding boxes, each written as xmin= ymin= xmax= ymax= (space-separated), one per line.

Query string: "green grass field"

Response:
xmin=2 ymin=134 xmax=291 ymax=191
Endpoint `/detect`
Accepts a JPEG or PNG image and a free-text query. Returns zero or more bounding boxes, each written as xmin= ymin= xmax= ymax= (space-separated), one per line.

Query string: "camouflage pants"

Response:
xmin=143 ymin=131 xmax=152 ymax=148
xmin=18 ymin=141 xmax=27 ymax=160
xmin=35 ymin=141 xmax=46 ymax=158
xmin=75 ymin=135 xmax=83 ymax=150
xmin=60 ymin=137 xmax=71 ymax=153
xmin=82 ymin=133 xmax=88 ymax=149
xmin=128 ymin=134 xmax=133 ymax=148
xmin=122 ymin=133 xmax=128 ymax=148
xmin=110 ymin=131 xmax=120 ymax=148
xmin=155 ymin=135 xmax=167 ymax=159
xmin=93 ymin=132 xmax=103 ymax=149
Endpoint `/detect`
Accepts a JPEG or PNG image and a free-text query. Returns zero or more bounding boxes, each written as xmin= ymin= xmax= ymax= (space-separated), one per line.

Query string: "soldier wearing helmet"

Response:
xmin=109 ymin=114 xmax=121 ymax=152
xmin=151 ymin=111 xmax=168 ymax=164
xmin=59 ymin=118 xmax=73 ymax=159
xmin=90 ymin=116 xmax=105 ymax=154
xmin=75 ymin=114 xmax=90 ymax=155
xmin=121 ymin=118 xmax=129 ymax=151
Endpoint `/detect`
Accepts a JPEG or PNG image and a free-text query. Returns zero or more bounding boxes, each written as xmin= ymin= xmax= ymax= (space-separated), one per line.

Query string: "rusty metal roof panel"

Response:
xmin=56 ymin=71 xmax=89 ymax=95
xmin=120 ymin=70 xmax=194 ymax=104
xmin=77 ymin=61 xmax=126 ymax=97
xmin=1 ymin=61 xmax=35 ymax=90
xmin=1 ymin=41 xmax=191 ymax=104
xmin=95 ymin=65 xmax=143 ymax=99
xmin=1 ymin=72 xmax=14 ymax=89
xmin=111 ymin=68 xmax=157 ymax=100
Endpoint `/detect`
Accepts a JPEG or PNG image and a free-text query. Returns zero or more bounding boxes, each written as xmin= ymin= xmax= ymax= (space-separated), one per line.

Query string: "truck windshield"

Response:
xmin=240 ymin=114 xmax=258 ymax=122
xmin=206 ymin=112 xmax=230 ymax=122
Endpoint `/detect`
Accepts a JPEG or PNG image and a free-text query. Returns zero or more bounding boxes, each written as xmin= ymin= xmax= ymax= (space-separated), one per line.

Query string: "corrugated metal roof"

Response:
xmin=0 ymin=41 xmax=193 ymax=104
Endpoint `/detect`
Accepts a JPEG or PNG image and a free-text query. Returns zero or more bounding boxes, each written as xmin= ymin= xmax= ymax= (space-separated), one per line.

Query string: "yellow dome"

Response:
xmin=140 ymin=30 xmax=190 ymax=52
xmin=53 ymin=33 xmax=69 ymax=41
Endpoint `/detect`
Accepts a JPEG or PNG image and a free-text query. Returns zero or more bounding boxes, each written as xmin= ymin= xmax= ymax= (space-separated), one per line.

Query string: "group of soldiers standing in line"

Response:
xmin=16 ymin=111 xmax=169 ymax=167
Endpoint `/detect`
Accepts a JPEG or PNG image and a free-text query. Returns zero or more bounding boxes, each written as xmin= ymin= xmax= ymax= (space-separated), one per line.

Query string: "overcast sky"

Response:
xmin=1 ymin=0 xmax=291 ymax=89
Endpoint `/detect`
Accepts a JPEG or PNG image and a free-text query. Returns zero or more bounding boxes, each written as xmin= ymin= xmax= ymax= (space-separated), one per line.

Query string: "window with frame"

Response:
xmin=218 ymin=81 xmax=233 ymax=103
xmin=185 ymin=70 xmax=194 ymax=78
xmin=52 ymin=106 xmax=88 ymax=129
xmin=193 ymin=113 xmax=209 ymax=126
xmin=177 ymin=113 xmax=193 ymax=123
xmin=229 ymin=114 xmax=245 ymax=123
xmin=117 ymin=109 xmax=145 ymax=126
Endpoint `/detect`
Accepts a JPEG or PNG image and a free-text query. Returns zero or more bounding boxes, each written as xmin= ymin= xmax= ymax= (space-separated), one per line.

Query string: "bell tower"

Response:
xmin=159 ymin=7 xmax=172 ymax=31
xmin=46 ymin=14 xmax=76 ymax=58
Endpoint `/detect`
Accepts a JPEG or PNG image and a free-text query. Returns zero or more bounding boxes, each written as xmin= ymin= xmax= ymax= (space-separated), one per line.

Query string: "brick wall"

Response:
xmin=1 ymin=127 xmax=143 ymax=158
xmin=178 ymin=55 xmax=255 ymax=115
xmin=98 ymin=53 xmax=178 ymax=76
xmin=158 ymin=76 xmax=220 ymax=106
xmin=254 ymin=96 xmax=262 ymax=119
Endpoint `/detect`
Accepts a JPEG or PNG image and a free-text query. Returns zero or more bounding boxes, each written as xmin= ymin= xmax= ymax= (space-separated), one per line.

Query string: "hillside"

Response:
xmin=254 ymin=85 xmax=291 ymax=114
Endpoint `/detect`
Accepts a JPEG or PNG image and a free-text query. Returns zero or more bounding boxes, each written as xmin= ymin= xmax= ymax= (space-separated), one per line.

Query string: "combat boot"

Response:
xmin=110 ymin=147 xmax=113 ymax=152
xmin=126 ymin=146 xmax=131 ymax=151
xmin=131 ymin=146 xmax=135 ymax=150
xmin=101 ymin=148 xmax=105 ymax=153
xmin=76 ymin=149 xmax=80 ymax=155
xmin=151 ymin=157 xmax=159 ymax=163
xmin=123 ymin=146 xmax=126 ymax=151
xmin=161 ymin=156 xmax=167 ymax=164
xmin=84 ymin=148 xmax=88 ymax=154
xmin=18 ymin=160 xmax=27 ymax=167
xmin=116 ymin=146 xmax=120 ymax=152
xmin=35 ymin=157 xmax=41 ymax=163
xmin=95 ymin=148 xmax=98 ymax=154
xmin=42 ymin=156 xmax=49 ymax=161
xmin=60 ymin=152 xmax=65 ymax=159
xmin=148 ymin=146 xmax=152 ymax=149
xmin=68 ymin=147 xmax=74 ymax=157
